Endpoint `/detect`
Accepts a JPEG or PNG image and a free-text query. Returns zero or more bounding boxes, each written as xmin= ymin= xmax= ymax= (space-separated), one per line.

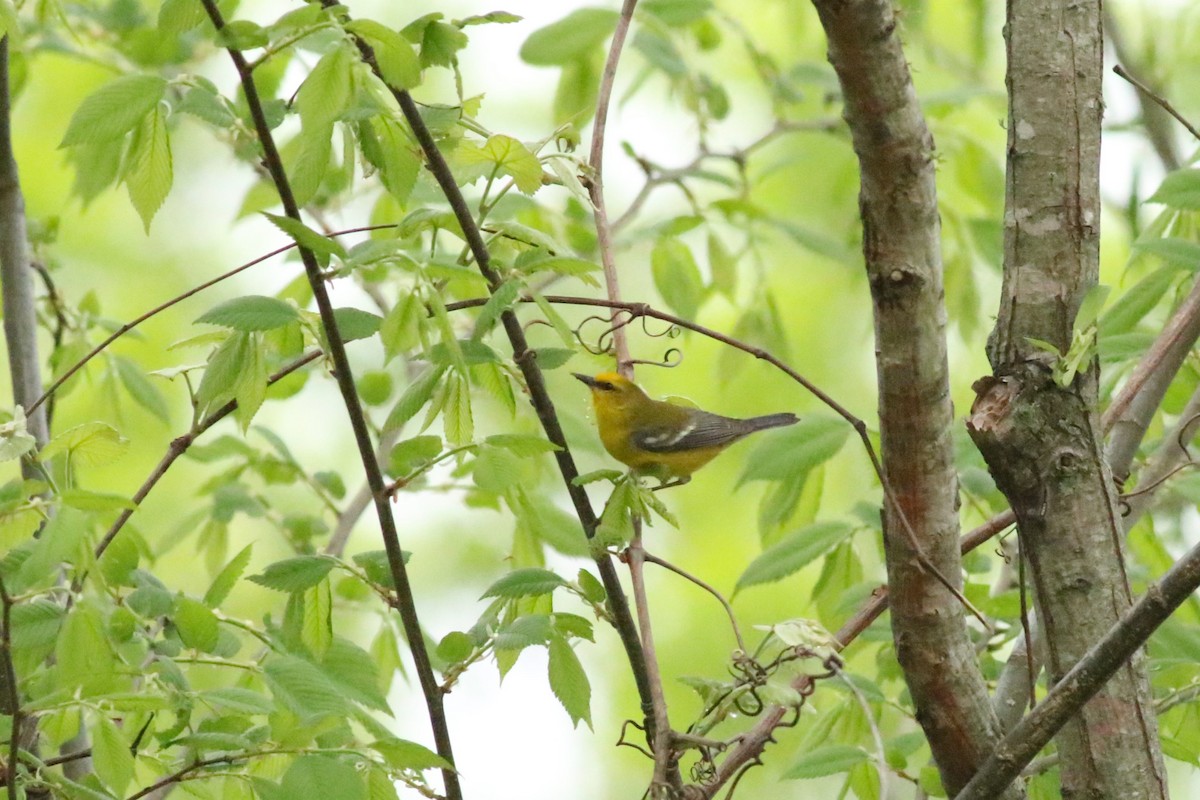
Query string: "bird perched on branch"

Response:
xmin=573 ymin=372 xmax=798 ymax=487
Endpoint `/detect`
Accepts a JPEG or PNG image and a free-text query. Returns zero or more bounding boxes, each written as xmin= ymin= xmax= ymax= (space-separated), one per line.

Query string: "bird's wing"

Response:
xmin=630 ymin=412 xmax=748 ymax=453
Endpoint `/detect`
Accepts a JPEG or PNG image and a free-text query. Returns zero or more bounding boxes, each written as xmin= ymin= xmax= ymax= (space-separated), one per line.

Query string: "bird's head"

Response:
xmin=572 ymin=372 xmax=647 ymax=410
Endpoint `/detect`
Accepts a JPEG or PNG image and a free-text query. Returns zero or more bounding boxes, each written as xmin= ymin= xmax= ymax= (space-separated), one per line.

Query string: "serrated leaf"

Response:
xmin=473 ymin=279 xmax=522 ymax=339
xmin=460 ymin=134 xmax=543 ymax=194
xmin=481 ymin=567 xmax=567 ymax=599
xmin=174 ymin=596 xmax=220 ymax=651
xmin=370 ymin=738 xmax=453 ymax=771
xmin=113 ymin=355 xmax=170 ymax=422
xmin=60 ymin=74 xmax=167 ymax=147
xmin=548 ymin=634 xmax=591 ymax=729
xmin=262 ymin=213 xmax=347 ymax=260
xmin=782 ymin=744 xmax=868 ymax=779
xmin=1148 ymin=168 xmax=1200 ymax=210
xmin=59 ymin=489 xmax=135 ymax=512
xmin=158 ymin=0 xmax=206 ymax=32
xmin=437 ymin=631 xmax=474 ymax=663
xmin=346 ymin=19 xmax=421 ymax=90
xmin=520 ymin=8 xmax=618 ymax=65
xmin=39 ymin=422 xmax=129 ymax=468
xmin=92 ymin=714 xmax=134 ymax=795
xmin=263 ymin=655 xmax=349 ymax=718
xmin=204 ymin=543 xmax=254 ymax=607
xmin=1131 ymin=237 xmax=1200 ymax=269
xmin=388 ymin=435 xmax=443 ymax=474
xmin=472 ymin=446 xmax=523 ymax=492
xmin=281 ymin=755 xmax=366 ymax=800
xmin=331 ymin=307 xmax=382 ymax=342
xmin=652 ymin=237 xmax=705 ymax=319
xmin=123 ymin=104 xmax=173 ymax=231
xmin=737 ymin=521 xmax=854 ymax=592
xmin=738 ymin=416 xmax=848 ymax=484
xmin=248 ymin=555 xmax=336 ymax=593
xmin=297 ymin=44 xmax=354 ymax=132
xmin=196 ymin=296 xmax=299 ymax=331
xmin=322 ymin=637 xmax=390 ymax=712
xmin=532 ymin=347 xmax=575 ymax=370
xmin=485 ymin=434 xmax=560 ymax=456
xmin=302 ymin=581 xmax=333 ymax=659
xmin=442 ymin=371 xmax=473 ymax=445
xmin=383 ymin=366 xmax=446 ymax=434
xmin=199 ymin=687 xmax=274 ymax=715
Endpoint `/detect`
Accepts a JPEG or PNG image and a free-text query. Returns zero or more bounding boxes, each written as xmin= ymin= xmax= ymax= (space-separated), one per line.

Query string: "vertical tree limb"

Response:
xmin=808 ymin=2 xmax=1017 ymax=796
xmin=967 ymin=2 xmax=1166 ymax=797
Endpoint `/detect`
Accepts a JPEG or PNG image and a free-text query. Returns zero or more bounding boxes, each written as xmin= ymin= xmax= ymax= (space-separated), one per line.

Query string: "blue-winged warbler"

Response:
xmin=573 ymin=372 xmax=798 ymax=485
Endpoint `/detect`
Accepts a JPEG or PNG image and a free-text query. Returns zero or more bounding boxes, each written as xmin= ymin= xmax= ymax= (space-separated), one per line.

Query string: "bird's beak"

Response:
xmin=572 ymin=373 xmax=597 ymax=388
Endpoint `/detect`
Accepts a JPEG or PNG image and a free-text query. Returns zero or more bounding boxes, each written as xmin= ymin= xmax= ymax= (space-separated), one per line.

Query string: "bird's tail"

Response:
xmin=746 ymin=412 xmax=799 ymax=431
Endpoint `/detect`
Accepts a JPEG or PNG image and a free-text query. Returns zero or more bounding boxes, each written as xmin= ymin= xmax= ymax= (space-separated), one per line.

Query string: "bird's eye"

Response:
xmin=598 ymin=381 xmax=614 ymax=391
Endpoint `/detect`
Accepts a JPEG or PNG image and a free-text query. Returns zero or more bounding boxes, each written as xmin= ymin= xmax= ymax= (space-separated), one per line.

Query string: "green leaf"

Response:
xmin=263 ymin=655 xmax=350 ymax=718
xmin=196 ymin=296 xmax=299 ymax=331
xmin=281 ymin=755 xmax=366 ymax=800
xmin=352 ymin=549 xmax=411 ymax=589
xmin=485 ymin=434 xmax=560 ymax=456
xmin=737 ymin=521 xmax=854 ymax=592
xmin=1099 ymin=266 xmax=1176 ymax=336
xmin=218 ymin=19 xmax=269 ymax=50
xmin=481 ymin=567 xmax=567 ymax=599
xmin=460 ymin=134 xmax=543 ymax=194
xmin=331 ymin=307 xmax=383 ymax=342
xmin=366 ymin=118 xmax=420 ymax=207
xmin=39 ymin=422 xmax=129 ymax=468
xmin=301 ymin=580 xmax=333 ymax=658
xmin=548 ymin=634 xmax=592 ymax=729
xmin=370 ymin=738 xmax=453 ymax=771
xmin=204 ymin=543 xmax=253 ymax=607
xmin=404 ymin=16 xmax=468 ymax=68
xmin=651 ymin=237 xmax=705 ymax=319
xmin=262 ymin=213 xmax=347 ymax=261
xmin=383 ymin=366 xmax=446 ymax=434
xmin=297 ymin=44 xmax=354 ymax=131
xmin=113 ymin=355 xmax=170 ymax=422
xmin=91 ymin=714 xmax=135 ymax=795
xmin=532 ymin=347 xmax=576 ymax=370
xmin=124 ymin=104 xmax=173 ymax=231
xmin=380 ymin=290 xmax=424 ymax=361
xmin=643 ymin=0 xmax=714 ymax=26
xmin=442 ymin=371 xmax=473 ymax=445
xmin=60 ymin=74 xmax=167 ymax=147
xmin=388 ymin=435 xmax=443 ymax=474
xmin=59 ymin=488 xmax=135 ymax=512
xmin=738 ymin=416 xmax=849 ymax=484
xmin=472 ymin=446 xmax=523 ymax=492
xmin=322 ymin=637 xmax=390 ymax=712
xmin=520 ymin=8 xmax=618 ymax=65
xmin=174 ymin=596 xmax=221 ymax=651
xmin=158 ymin=0 xmax=207 ymax=32
xmin=1148 ymin=168 xmax=1200 ymax=210
xmin=437 ymin=631 xmax=474 ymax=663
xmin=782 ymin=744 xmax=868 ymax=779
xmin=1131 ymin=237 xmax=1200 ymax=269
xmin=248 ymin=555 xmax=336 ymax=593
xmin=346 ymin=19 xmax=421 ymax=90
xmin=199 ymin=687 xmax=275 ymax=715
xmin=707 ymin=232 xmax=738 ymax=297
xmin=473 ymin=279 xmax=522 ymax=338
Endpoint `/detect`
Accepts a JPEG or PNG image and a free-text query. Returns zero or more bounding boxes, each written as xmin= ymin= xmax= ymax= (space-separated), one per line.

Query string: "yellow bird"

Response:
xmin=573 ymin=372 xmax=798 ymax=486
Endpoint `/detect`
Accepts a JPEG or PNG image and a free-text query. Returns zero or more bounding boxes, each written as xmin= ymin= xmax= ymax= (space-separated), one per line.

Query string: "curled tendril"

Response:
xmin=616 ymin=719 xmax=654 ymax=760
xmin=628 ymin=348 xmax=684 ymax=370
xmin=572 ymin=309 xmax=683 ymax=367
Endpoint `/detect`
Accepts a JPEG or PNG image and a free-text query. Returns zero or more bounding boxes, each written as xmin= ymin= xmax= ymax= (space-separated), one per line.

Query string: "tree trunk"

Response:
xmin=967 ymin=1 xmax=1167 ymax=797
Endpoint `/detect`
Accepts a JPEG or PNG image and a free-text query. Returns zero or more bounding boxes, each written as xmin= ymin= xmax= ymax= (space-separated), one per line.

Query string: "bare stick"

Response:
xmin=197 ymin=3 xmax=461 ymax=795
xmin=1113 ymin=64 xmax=1200 ymax=143
xmin=642 ymin=551 xmax=746 ymax=653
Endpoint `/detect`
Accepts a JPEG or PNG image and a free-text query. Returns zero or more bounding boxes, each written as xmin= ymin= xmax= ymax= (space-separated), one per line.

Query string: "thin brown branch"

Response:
xmin=92 ymin=350 xmax=321 ymax=563
xmin=200 ymin=5 xmax=463 ymax=795
xmin=954 ymin=533 xmax=1200 ymax=800
xmin=587 ymin=0 xmax=639 ymax=375
xmin=642 ymin=551 xmax=745 ymax=653
xmin=322 ymin=0 xmax=658 ymax=762
xmin=26 ymin=224 xmax=394 ymax=418
xmin=1112 ymin=64 xmax=1200 ymax=145
xmin=0 ymin=574 xmax=20 ymax=800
